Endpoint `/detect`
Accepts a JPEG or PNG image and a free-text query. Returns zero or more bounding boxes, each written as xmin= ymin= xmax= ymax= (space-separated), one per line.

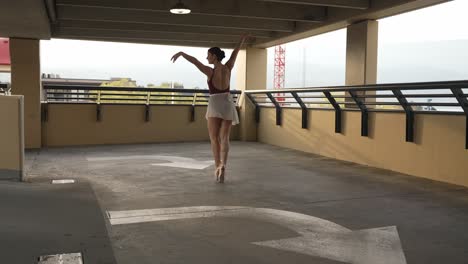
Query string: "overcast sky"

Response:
xmin=1 ymin=0 xmax=467 ymax=87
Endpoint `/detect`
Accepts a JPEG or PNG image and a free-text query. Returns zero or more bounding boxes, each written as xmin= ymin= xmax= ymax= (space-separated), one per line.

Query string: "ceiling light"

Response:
xmin=170 ymin=0 xmax=191 ymax=15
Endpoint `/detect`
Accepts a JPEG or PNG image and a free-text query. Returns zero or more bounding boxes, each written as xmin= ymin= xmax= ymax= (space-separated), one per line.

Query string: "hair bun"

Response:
xmin=208 ymin=47 xmax=226 ymax=61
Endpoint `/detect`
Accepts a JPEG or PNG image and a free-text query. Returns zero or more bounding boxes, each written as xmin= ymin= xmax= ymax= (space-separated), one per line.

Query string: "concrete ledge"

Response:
xmin=0 ymin=95 xmax=24 ymax=181
xmin=42 ymin=104 xmax=240 ymax=146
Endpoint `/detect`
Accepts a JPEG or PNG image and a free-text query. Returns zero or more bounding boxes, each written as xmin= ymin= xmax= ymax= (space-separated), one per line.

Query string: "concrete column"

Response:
xmin=345 ymin=20 xmax=378 ymax=105
xmin=10 ymin=38 xmax=42 ymax=149
xmin=237 ymin=47 xmax=267 ymax=141
xmin=0 ymin=96 xmax=24 ymax=181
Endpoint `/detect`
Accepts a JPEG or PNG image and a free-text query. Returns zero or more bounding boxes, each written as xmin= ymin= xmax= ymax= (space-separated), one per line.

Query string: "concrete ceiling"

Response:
xmin=0 ymin=1 xmax=51 ymax=39
xmin=0 ymin=0 xmax=451 ymax=48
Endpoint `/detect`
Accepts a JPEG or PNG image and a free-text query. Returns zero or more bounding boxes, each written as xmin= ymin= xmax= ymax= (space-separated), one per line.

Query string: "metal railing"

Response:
xmin=245 ymin=80 xmax=468 ymax=149
xmin=42 ymin=84 xmax=241 ymax=122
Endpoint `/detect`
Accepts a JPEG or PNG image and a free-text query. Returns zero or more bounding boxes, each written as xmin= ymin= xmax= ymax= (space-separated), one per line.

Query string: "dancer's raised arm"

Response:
xmin=225 ymin=34 xmax=249 ymax=70
xmin=171 ymin=52 xmax=212 ymax=77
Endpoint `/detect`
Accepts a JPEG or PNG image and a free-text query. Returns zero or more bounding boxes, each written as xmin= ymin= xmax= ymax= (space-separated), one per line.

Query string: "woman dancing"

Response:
xmin=171 ymin=34 xmax=248 ymax=183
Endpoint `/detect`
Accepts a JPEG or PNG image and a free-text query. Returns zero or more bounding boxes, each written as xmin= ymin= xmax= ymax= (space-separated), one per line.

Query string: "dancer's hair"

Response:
xmin=208 ymin=47 xmax=226 ymax=61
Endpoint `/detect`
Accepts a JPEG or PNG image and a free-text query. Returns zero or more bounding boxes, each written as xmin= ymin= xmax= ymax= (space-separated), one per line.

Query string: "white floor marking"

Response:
xmin=51 ymin=179 xmax=75 ymax=184
xmin=107 ymin=206 xmax=407 ymax=264
xmin=87 ymin=155 xmax=213 ymax=170
xmin=38 ymin=252 xmax=83 ymax=264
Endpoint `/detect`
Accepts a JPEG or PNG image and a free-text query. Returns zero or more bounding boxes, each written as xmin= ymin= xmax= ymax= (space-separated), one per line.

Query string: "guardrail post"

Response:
xmin=451 ymin=88 xmax=468 ymax=149
xmin=96 ymin=104 xmax=102 ymax=122
xmin=349 ymin=91 xmax=369 ymax=136
xmin=96 ymin=91 xmax=102 ymax=122
xmin=145 ymin=105 xmax=150 ymax=122
xmin=324 ymin=91 xmax=342 ymax=133
xmin=41 ymin=103 xmax=48 ymax=122
xmin=190 ymin=93 xmax=197 ymax=122
xmin=291 ymin=92 xmax=308 ymax=129
xmin=392 ymin=89 xmax=414 ymax=142
xmin=266 ymin=92 xmax=282 ymax=126
xmin=145 ymin=92 xmax=151 ymax=122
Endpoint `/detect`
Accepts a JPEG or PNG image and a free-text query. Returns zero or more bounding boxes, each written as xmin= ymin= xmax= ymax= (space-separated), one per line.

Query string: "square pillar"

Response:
xmin=10 ymin=38 xmax=42 ymax=149
xmin=345 ymin=20 xmax=378 ymax=106
xmin=236 ymin=47 xmax=267 ymax=141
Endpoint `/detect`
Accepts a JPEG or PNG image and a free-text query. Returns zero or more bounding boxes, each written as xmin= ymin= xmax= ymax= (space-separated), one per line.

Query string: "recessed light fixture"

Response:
xmin=170 ymin=0 xmax=191 ymax=15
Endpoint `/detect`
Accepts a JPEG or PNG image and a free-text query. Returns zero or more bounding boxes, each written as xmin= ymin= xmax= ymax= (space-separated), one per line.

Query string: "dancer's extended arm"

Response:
xmin=225 ymin=34 xmax=249 ymax=70
xmin=171 ymin=52 xmax=212 ymax=77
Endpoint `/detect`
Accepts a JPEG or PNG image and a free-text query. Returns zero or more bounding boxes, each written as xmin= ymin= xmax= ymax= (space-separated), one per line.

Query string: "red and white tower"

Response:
xmin=274 ymin=45 xmax=285 ymax=102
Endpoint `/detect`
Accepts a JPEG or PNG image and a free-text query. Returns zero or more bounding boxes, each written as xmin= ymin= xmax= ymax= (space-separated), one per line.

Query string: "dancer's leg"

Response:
xmin=207 ymin=117 xmax=222 ymax=179
xmin=219 ymin=120 xmax=232 ymax=167
xmin=218 ymin=120 xmax=232 ymax=183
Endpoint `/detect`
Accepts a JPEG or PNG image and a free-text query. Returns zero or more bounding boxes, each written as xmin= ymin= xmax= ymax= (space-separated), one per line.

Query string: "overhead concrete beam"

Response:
xmin=56 ymin=0 xmax=327 ymax=22
xmin=56 ymin=20 xmax=275 ymax=39
xmin=0 ymin=0 xmax=51 ymax=39
xmin=257 ymin=0 xmax=369 ymax=9
xmin=54 ymin=27 xmax=257 ymax=46
xmin=57 ymin=36 xmax=240 ymax=49
xmin=57 ymin=5 xmax=296 ymax=33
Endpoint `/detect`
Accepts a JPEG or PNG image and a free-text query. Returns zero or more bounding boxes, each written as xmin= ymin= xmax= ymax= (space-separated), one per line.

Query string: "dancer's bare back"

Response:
xmin=209 ymin=65 xmax=231 ymax=91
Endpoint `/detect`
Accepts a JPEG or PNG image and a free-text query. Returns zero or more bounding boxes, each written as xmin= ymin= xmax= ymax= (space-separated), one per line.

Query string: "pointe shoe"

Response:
xmin=214 ymin=167 xmax=220 ymax=182
xmin=218 ymin=165 xmax=226 ymax=183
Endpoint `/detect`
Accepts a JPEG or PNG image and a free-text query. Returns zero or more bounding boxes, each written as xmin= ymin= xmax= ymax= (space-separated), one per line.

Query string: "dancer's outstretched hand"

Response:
xmin=240 ymin=33 xmax=252 ymax=43
xmin=171 ymin=52 xmax=183 ymax=63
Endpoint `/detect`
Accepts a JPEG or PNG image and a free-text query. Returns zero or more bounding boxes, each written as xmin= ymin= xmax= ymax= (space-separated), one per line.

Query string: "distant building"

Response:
xmin=101 ymin=77 xmax=138 ymax=87
xmin=42 ymin=74 xmax=112 ymax=102
xmin=42 ymin=74 xmax=109 ymax=86
xmin=41 ymin=74 xmax=140 ymax=102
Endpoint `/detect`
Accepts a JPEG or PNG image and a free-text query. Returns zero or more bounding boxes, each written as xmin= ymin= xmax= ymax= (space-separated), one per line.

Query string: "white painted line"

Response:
xmin=38 ymin=252 xmax=83 ymax=264
xmin=52 ymin=179 xmax=75 ymax=184
xmin=87 ymin=155 xmax=188 ymax=162
xmin=107 ymin=206 xmax=407 ymax=264
xmin=87 ymin=155 xmax=214 ymax=170
xmin=150 ymin=161 xmax=213 ymax=170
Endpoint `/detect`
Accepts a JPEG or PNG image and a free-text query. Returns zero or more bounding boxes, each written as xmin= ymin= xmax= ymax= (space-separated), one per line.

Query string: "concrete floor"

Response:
xmin=18 ymin=141 xmax=468 ymax=264
xmin=0 ymin=181 xmax=116 ymax=263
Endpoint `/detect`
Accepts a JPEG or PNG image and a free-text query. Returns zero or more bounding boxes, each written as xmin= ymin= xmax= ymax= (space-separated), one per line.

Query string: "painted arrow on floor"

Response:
xmin=107 ymin=206 xmax=407 ymax=264
xmin=87 ymin=155 xmax=213 ymax=170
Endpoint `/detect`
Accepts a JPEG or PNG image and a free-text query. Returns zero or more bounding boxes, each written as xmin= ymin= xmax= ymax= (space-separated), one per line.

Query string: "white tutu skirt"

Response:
xmin=205 ymin=92 xmax=240 ymax=125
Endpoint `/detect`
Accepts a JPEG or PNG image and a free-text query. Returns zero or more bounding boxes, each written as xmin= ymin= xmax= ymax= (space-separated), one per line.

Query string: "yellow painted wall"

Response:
xmin=0 ymin=95 xmax=24 ymax=180
xmin=258 ymin=108 xmax=468 ymax=187
xmin=42 ymin=104 xmax=239 ymax=147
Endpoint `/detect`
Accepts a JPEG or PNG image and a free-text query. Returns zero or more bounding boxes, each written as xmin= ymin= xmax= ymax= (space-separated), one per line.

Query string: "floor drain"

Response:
xmin=38 ymin=252 xmax=83 ymax=264
xmin=52 ymin=179 xmax=76 ymax=184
